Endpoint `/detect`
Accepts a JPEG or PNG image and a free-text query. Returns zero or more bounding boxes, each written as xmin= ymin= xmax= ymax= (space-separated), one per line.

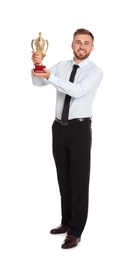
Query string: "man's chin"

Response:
xmin=76 ymin=53 xmax=88 ymax=60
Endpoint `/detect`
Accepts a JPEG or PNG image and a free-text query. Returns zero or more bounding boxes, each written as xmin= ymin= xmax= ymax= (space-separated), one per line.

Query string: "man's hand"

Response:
xmin=32 ymin=68 xmax=51 ymax=79
xmin=31 ymin=51 xmax=46 ymax=65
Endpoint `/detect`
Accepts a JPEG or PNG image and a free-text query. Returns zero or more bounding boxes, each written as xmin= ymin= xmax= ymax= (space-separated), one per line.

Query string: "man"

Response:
xmin=31 ymin=28 xmax=103 ymax=249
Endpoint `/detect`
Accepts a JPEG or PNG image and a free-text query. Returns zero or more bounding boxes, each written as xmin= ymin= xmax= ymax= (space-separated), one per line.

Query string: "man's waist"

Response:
xmin=55 ymin=117 xmax=91 ymax=126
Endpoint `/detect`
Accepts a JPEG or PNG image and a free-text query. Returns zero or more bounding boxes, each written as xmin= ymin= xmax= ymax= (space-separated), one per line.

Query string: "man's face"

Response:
xmin=72 ymin=34 xmax=94 ymax=61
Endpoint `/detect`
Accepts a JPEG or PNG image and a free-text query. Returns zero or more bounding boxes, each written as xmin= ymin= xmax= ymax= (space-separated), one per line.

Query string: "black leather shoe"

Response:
xmin=61 ymin=235 xmax=81 ymax=249
xmin=50 ymin=224 xmax=68 ymax=234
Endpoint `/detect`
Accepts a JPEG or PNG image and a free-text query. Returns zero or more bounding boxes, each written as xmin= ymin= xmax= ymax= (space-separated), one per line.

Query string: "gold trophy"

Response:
xmin=31 ymin=32 xmax=49 ymax=73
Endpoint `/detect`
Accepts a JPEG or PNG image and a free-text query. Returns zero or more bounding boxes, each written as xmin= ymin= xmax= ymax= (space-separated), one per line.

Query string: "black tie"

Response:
xmin=61 ymin=64 xmax=79 ymax=124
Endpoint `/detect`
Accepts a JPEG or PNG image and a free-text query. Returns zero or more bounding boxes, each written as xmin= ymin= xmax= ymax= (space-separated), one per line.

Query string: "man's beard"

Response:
xmin=73 ymin=50 xmax=90 ymax=60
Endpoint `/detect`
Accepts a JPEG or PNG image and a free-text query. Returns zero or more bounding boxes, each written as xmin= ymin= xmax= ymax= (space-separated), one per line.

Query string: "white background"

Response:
xmin=0 ymin=0 xmax=136 ymax=259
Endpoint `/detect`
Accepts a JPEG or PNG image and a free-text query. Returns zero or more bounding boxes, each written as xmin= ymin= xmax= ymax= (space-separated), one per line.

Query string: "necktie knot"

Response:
xmin=73 ymin=64 xmax=79 ymax=69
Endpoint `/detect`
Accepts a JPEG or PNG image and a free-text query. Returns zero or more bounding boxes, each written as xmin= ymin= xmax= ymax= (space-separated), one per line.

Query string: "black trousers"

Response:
xmin=52 ymin=118 xmax=92 ymax=238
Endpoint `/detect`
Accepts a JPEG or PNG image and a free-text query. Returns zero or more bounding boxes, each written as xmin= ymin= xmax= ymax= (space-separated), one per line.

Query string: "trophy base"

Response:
xmin=34 ymin=65 xmax=46 ymax=73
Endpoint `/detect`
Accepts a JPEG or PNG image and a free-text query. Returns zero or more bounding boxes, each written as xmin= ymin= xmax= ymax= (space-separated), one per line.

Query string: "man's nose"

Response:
xmin=80 ymin=43 xmax=84 ymax=48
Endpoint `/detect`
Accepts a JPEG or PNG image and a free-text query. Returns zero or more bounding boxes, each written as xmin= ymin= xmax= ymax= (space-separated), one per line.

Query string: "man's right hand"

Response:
xmin=31 ymin=51 xmax=46 ymax=65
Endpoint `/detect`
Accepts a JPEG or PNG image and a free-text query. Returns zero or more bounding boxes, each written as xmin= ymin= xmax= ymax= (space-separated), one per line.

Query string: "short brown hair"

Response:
xmin=73 ymin=28 xmax=94 ymax=42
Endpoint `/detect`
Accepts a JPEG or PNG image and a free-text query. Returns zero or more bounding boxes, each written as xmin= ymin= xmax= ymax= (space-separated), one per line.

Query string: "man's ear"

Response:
xmin=91 ymin=45 xmax=94 ymax=51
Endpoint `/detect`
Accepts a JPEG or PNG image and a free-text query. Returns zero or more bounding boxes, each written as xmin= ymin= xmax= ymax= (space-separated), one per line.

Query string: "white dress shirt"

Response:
xmin=31 ymin=58 xmax=103 ymax=119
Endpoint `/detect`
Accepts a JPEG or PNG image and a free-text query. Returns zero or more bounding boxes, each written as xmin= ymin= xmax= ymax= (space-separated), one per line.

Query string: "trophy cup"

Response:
xmin=31 ymin=32 xmax=49 ymax=73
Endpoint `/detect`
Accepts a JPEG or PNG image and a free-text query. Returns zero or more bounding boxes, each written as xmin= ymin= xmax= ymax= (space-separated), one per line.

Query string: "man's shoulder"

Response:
xmin=84 ymin=60 xmax=103 ymax=81
xmin=55 ymin=60 xmax=72 ymax=70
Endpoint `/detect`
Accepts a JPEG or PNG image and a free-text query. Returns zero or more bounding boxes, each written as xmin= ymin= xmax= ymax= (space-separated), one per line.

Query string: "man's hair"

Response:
xmin=73 ymin=28 xmax=94 ymax=42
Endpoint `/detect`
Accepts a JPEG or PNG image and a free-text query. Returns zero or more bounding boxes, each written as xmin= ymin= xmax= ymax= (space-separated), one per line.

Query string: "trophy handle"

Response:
xmin=44 ymin=40 xmax=49 ymax=53
xmin=31 ymin=39 xmax=35 ymax=52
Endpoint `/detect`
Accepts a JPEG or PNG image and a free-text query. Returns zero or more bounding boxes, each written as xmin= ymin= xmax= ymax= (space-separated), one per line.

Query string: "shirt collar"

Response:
xmin=72 ymin=58 xmax=90 ymax=68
